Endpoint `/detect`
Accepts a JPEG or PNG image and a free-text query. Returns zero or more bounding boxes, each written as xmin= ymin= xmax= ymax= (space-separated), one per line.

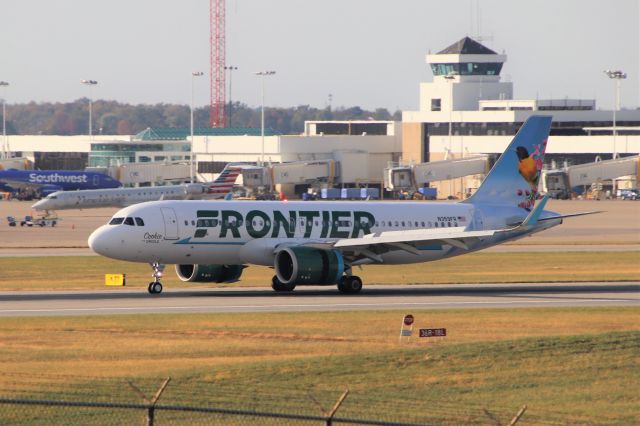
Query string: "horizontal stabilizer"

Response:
xmin=538 ymin=211 xmax=603 ymax=222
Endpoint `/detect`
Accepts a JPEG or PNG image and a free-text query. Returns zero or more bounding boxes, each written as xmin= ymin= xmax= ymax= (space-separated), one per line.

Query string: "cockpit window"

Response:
xmin=135 ymin=217 xmax=145 ymax=226
xmin=123 ymin=217 xmax=134 ymax=226
xmin=109 ymin=217 xmax=124 ymax=225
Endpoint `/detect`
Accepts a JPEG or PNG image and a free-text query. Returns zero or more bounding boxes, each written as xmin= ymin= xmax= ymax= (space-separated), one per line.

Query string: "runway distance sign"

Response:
xmin=419 ymin=328 xmax=446 ymax=337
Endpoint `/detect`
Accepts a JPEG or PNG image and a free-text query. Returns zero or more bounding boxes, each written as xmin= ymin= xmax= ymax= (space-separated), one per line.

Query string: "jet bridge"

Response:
xmin=543 ymin=155 xmax=639 ymax=198
xmin=384 ymin=155 xmax=491 ymax=191
xmin=240 ymin=160 xmax=338 ymax=190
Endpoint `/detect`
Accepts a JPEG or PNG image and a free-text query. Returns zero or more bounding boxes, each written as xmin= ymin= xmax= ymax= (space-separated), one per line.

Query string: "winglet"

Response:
xmin=224 ymin=192 xmax=233 ymax=201
xmin=520 ymin=194 xmax=549 ymax=227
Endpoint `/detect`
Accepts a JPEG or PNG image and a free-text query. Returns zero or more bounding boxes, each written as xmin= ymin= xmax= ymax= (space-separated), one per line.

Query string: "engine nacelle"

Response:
xmin=175 ymin=264 xmax=244 ymax=283
xmin=274 ymin=247 xmax=344 ymax=285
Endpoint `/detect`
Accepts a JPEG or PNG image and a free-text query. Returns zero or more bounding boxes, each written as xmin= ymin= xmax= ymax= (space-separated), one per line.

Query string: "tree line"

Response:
xmin=0 ymin=99 xmax=402 ymax=136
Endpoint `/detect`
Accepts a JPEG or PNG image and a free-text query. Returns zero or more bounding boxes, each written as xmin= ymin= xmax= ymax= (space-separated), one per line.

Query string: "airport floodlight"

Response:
xmin=603 ymin=69 xmax=627 ymax=161
xmin=254 ymin=71 xmax=276 ymax=165
xmin=604 ymin=70 xmax=627 ymax=80
xmin=190 ymin=71 xmax=205 ymax=183
xmin=224 ymin=66 xmax=238 ymax=127
xmin=80 ymin=79 xmax=98 ymax=140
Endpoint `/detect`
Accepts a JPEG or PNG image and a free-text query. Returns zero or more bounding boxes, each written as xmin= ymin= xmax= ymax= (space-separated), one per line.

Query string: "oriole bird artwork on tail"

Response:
xmin=515 ymin=146 xmax=539 ymax=188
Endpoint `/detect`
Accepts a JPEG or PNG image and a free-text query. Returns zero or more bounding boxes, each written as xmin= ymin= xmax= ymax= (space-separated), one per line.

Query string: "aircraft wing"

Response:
xmin=300 ymin=227 xmax=498 ymax=264
xmin=0 ymin=178 xmax=44 ymax=191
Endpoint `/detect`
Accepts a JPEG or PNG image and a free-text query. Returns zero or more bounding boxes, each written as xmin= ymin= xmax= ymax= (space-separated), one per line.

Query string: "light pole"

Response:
xmin=191 ymin=71 xmax=204 ymax=184
xmin=603 ymin=70 xmax=627 ymax=160
xmin=444 ymin=74 xmax=455 ymax=197
xmin=80 ymin=79 xmax=98 ymax=140
xmin=0 ymin=81 xmax=8 ymax=159
xmin=225 ymin=66 xmax=238 ymax=127
xmin=254 ymin=70 xmax=276 ymax=165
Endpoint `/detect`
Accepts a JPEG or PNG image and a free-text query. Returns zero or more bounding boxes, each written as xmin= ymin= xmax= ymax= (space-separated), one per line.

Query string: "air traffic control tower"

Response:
xmin=423 ymin=37 xmax=512 ymax=113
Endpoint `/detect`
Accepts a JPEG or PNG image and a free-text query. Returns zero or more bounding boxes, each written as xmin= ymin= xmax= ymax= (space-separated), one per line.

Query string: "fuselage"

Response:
xmin=32 ymin=183 xmax=208 ymax=210
xmin=88 ymin=199 xmax=561 ymax=267
xmin=0 ymin=169 xmax=120 ymax=193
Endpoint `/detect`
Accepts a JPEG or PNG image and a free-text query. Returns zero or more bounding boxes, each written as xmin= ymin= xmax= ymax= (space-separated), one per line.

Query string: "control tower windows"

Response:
xmin=431 ymin=63 xmax=503 ymax=76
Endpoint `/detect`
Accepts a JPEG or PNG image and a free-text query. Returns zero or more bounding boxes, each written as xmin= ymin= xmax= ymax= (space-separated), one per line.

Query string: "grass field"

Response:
xmin=1 ymin=251 xmax=639 ymax=291
xmin=1 ymin=308 xmax=639 ymax=424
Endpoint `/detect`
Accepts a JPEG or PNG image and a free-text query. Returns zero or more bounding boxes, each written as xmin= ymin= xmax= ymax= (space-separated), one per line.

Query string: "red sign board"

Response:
xmin=419 ymin=328 xmax=447 ymax=337
xmin=403 ymin=315 xmax=414 ymax=326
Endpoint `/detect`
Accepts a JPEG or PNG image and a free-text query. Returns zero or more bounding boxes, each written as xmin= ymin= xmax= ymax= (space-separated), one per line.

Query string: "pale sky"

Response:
xmin=2 ymin=0 xmax=639 ymax=112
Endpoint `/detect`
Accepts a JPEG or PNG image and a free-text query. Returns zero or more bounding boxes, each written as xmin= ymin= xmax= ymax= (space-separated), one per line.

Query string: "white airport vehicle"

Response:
xmin=32 ymin=165 xmax=243 ymax=211
xmin=89 ymin=117 xmax=597 ymax=294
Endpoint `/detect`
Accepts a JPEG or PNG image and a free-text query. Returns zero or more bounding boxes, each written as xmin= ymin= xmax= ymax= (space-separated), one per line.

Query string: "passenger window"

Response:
xmin=401 ymin=221 xmax=405 ymax=227
xmin=184 ymin=220 xmax=188 ymax=226
xmin=135 ymin=217 xmax=145 ymax=226
xmin=435 ymin=222 xmax=439 ymax=228
xmin=123 ymin=217 xmax=134 ymax=226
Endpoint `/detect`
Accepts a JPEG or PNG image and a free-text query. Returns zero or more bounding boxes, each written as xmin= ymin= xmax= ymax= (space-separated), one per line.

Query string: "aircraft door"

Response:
xmin=161 ymin=207 xmax=179 ymax=240
xmin=93 ymin=175 xmax=99 ymax=186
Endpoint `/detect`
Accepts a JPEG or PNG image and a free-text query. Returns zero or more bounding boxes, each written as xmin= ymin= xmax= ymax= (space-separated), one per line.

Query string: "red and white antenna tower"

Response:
xmin=209 ymin=0 xmax=226 ymax=127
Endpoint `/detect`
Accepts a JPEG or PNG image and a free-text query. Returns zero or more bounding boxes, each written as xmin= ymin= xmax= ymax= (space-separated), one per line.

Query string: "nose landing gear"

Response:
xmin=148 ymin=262 xmax=165 ymax=294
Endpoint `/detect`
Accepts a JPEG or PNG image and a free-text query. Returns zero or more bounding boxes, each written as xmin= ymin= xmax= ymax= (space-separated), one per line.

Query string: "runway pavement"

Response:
xmin=0 ymin=282 xmax=637 ymax=317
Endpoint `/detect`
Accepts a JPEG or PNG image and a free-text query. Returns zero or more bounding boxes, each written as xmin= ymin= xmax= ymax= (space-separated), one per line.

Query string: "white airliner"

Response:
xmin=89 ymin=116 xmax=597 ymax=294
xmin=32 ymin=165 xmax=243 ymax=211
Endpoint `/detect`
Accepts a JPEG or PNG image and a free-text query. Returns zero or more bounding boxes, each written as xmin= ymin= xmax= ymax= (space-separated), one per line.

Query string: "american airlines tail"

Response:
xmin=464 ymin=115 xmax=552 ymax=210
xmin=206 ymin=166 xmax=243 ymax=196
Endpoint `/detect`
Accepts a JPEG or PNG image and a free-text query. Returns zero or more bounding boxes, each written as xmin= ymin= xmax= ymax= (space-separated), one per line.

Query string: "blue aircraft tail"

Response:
xmin=464 ymin=115 xmax=552 ymax=210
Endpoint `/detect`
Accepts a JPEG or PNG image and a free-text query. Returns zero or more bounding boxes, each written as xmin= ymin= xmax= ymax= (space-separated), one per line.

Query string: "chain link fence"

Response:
xmin=0 ymin=373 xmax=595 ymax=425
xmin=0 ymin=397 xmax=432 ymax=426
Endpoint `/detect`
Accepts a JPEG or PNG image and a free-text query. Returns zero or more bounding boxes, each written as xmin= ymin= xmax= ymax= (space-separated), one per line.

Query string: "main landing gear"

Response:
xmin=271 ymin=276 xmax=296 ymax=292
xmin=270 ymin=274 xmax=363 ymax=294
xmin=337 ymin=275 xmax=363 ymax=294
xmin=148 ymin=262 xmax=165 ymax=294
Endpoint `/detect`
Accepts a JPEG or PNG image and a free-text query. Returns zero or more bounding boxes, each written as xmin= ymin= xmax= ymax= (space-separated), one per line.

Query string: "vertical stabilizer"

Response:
xmin=464 ymin=115 xmax=552 ymax=209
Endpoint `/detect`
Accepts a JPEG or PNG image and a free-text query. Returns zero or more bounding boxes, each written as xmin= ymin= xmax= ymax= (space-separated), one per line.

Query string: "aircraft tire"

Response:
xmin=152 ymin=282 xmax=163 ymax=294
xmin=271 ymin=276 xmax=295 ymax=292
xmin=147 ymin=283 xmax=154 ymax=294
xmin=338 ymin=276 xmax=363 ymax=294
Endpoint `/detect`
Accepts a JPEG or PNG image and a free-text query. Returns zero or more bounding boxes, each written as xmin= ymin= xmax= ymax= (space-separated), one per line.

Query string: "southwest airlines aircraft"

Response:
xmin=32 ymin=165 xmax=243 ymax=211
xmin=0 ymin=169 xmax=120 ymax=195
xmin=89 ymin=116 xmax=595 ymax=294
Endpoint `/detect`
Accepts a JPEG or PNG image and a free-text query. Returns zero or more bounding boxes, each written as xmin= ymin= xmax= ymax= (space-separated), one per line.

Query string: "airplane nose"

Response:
xmin=88 ymin=226 xmax=111 ymax=257
xmin=32 ymin=199 xmax=46 ymax=211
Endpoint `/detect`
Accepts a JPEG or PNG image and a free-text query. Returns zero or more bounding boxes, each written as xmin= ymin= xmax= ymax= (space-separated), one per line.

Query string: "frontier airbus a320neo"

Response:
xmin=89 ymin=116 xmax=596 ymax=294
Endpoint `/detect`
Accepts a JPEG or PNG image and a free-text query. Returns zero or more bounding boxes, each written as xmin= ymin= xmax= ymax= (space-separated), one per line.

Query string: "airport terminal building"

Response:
xmin=3 ymin=37 xmax=638 ymax=197
xmin=401 ymin=37 xmax=640 ymax=197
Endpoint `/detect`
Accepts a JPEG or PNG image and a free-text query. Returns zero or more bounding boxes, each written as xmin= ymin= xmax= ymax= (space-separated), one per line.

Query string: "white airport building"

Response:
xmin=401 ymin=37 xmax=640 ymax=197
xmin=2 ymin=37 xmax=638 ymax=197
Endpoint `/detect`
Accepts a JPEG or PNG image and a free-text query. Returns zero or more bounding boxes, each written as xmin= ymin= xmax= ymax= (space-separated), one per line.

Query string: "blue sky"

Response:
xmin=2 ymin=0 xmax=638 ymax=111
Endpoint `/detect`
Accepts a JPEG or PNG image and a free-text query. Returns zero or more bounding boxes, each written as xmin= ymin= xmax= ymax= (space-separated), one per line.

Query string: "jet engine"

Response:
xmin=274 ymin=247 xmax=344 ymax=285
xmin=175 ymin=264 xmax=244 ymax=283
